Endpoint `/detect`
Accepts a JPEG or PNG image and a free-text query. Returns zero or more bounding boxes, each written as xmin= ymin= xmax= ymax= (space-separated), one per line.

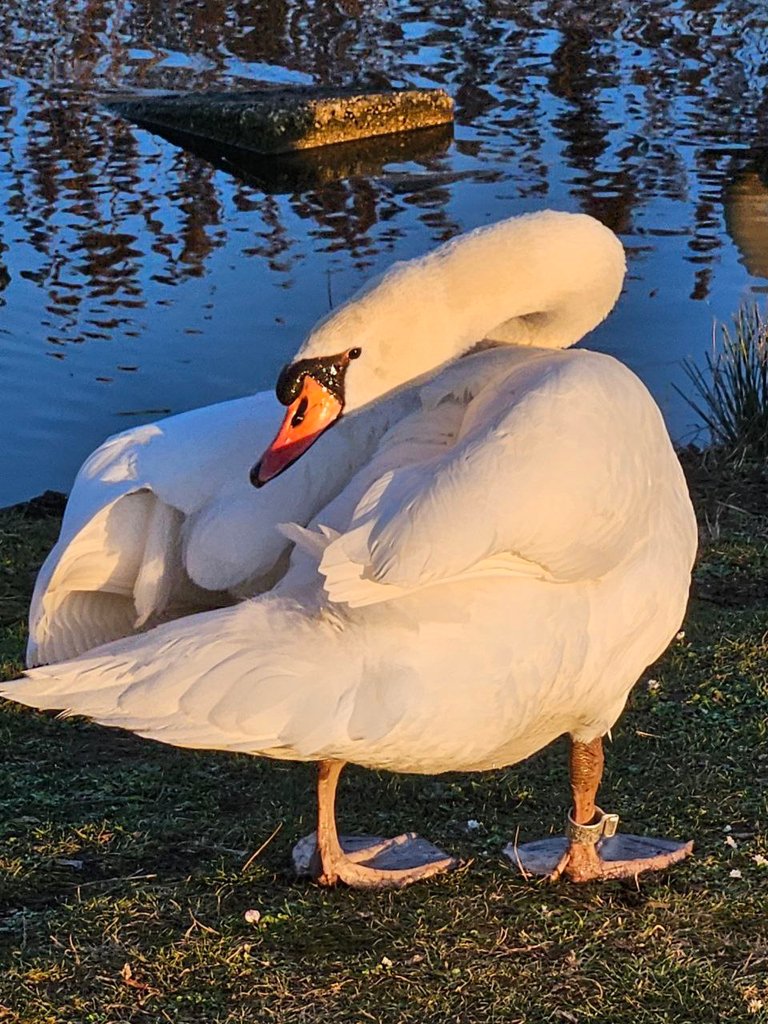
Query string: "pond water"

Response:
xmin=2 ymin=0 xmax=768 ymax=506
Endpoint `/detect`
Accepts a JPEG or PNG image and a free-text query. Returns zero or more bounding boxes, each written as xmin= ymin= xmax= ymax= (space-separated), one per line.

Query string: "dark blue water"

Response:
xmin=2 ymin=0 xmax=768 ymax=505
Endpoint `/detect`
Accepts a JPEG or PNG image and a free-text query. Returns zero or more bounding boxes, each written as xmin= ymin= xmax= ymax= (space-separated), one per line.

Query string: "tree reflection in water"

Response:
xmin=2 ymin=0 xmax=768 ymax=501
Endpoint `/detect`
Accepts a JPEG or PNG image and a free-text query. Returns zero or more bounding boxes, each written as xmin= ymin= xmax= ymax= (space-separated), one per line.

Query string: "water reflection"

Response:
xmin=128 ymin=119 xmax=455 ymax=195
xmin=2 ymin=1 xmax=768 ymax=503
xmin=724 ymin=163 xmax=768 ymax=286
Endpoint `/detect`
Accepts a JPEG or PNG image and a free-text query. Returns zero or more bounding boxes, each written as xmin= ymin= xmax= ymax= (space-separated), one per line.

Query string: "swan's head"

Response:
xmin=250 ymin=343 xmax=364 ymax=486
xmin=250 ymin=267 xmax=427 ymax=486
xmin=251 ymin=209 xmax=626 ymax=486
xmin=249 ymin=253 xmax=483 ymax=487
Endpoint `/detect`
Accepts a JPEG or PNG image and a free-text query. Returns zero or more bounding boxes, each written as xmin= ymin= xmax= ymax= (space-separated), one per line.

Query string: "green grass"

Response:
xmin=679 ymin=304 xmax=768 ymax=461
xmin=0 ymin=463 xmax=767 ymax=1024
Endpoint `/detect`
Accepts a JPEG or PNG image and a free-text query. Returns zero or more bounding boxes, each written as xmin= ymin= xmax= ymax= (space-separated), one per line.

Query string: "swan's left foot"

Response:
xmin=504 ymin=735 xmax=693 ymax=882
xmin=551 ymin=829 xmax=693 ymax=882
xmin=506 ymin=808 xmax=693 ymax=881
xmin=294 ymin=831 xmax=457 ymax=889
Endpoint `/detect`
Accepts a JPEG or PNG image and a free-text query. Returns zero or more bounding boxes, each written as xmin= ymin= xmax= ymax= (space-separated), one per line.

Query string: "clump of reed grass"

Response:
xmin=679 ymin=304 xmax=768 ymax=462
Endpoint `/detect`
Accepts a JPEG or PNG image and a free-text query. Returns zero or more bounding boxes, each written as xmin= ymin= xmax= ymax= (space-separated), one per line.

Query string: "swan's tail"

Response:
xmin=4 ymin=597 xmax=373 ymax=763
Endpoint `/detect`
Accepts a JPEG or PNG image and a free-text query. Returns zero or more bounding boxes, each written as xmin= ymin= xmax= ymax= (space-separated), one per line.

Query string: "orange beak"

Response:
xmin=251 ymin=375 xmax=343 ymax=487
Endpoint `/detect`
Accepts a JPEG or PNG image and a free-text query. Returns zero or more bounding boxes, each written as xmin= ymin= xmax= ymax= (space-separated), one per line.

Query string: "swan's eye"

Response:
xmin=348 ymin=346 xmax=362 ymax=360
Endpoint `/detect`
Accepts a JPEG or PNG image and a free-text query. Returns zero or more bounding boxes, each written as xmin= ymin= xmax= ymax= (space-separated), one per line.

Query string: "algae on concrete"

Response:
xmin=107 ymin=86 xmax=454 ymax=155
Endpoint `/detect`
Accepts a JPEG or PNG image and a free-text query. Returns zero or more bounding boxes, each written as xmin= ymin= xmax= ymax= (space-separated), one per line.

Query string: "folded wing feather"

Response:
xmin=319 ymin=351 xmax=660 ymax=607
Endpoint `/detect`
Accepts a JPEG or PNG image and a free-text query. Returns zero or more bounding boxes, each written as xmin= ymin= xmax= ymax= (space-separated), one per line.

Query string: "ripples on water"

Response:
xmin=2 ymin=0 xmax=768 ymax=504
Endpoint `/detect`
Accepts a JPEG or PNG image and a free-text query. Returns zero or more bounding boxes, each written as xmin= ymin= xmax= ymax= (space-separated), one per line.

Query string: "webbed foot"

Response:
xmin=505 ymin=807 xmax=693 ymax=881
xmin=294 ymin=831 xmax=457 ymax=889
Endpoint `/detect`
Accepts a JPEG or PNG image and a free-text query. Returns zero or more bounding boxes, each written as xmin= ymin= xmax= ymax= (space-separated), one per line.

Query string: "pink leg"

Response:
xmin=550 ymin=737 xmax=692 ymax=882
xmin=312 ymin=760 xmax=457 ymax=890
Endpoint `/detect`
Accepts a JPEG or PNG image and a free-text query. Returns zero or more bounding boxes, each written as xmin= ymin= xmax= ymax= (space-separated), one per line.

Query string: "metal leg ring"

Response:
xmin=566 ymin=806 xmax=620 ymax=845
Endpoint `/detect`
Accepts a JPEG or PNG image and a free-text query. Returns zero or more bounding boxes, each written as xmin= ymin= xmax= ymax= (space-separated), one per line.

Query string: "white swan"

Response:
xmin=31 ymin=203 xmax=615 ymax=668
xmin=6 ymin=210 xmax=698 ymax=888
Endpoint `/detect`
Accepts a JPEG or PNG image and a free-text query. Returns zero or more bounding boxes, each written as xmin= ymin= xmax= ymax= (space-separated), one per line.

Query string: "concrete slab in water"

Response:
xmin=106 ymin=86 xmax=454 ymax=155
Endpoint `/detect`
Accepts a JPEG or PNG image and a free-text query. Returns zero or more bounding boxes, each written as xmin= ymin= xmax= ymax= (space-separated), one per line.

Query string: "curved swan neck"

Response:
xmin=296 ymin=211 xmax=626 ymax=411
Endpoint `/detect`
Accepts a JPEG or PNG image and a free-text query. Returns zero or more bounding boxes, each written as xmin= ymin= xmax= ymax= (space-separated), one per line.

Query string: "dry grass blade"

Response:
xmin=241 ymin=821 xmax=283 ymax=873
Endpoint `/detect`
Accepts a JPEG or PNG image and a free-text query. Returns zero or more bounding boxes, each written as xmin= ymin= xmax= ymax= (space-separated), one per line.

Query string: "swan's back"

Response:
xmin=26 ymin=210 xmax=629 ymax=667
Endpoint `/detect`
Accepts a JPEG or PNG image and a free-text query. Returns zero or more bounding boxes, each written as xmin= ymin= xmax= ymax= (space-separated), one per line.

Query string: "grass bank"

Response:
xmin=0 ymin=457 xmax=766 ymax=1024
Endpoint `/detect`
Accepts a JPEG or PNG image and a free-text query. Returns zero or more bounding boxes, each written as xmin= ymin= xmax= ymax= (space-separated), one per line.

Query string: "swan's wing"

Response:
xmin=29 ymin=489 xmax=178 ymax=666
xmin=10 ymin=599 xmax=376 ymax=764
xmin=28 ymin=393 xmax=289 ymax=666
xmin=319 ymin=352 xmax=674 ymax=607
xmin=28 ymin=383 xmax=420 ymax=666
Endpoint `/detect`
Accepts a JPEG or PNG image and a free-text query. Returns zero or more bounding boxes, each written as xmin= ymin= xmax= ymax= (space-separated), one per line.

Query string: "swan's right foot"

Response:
xmin=294 ymin=831 xmax=457 ymax=889
xmin=300 ymin=760 xmax=457 ymax=890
